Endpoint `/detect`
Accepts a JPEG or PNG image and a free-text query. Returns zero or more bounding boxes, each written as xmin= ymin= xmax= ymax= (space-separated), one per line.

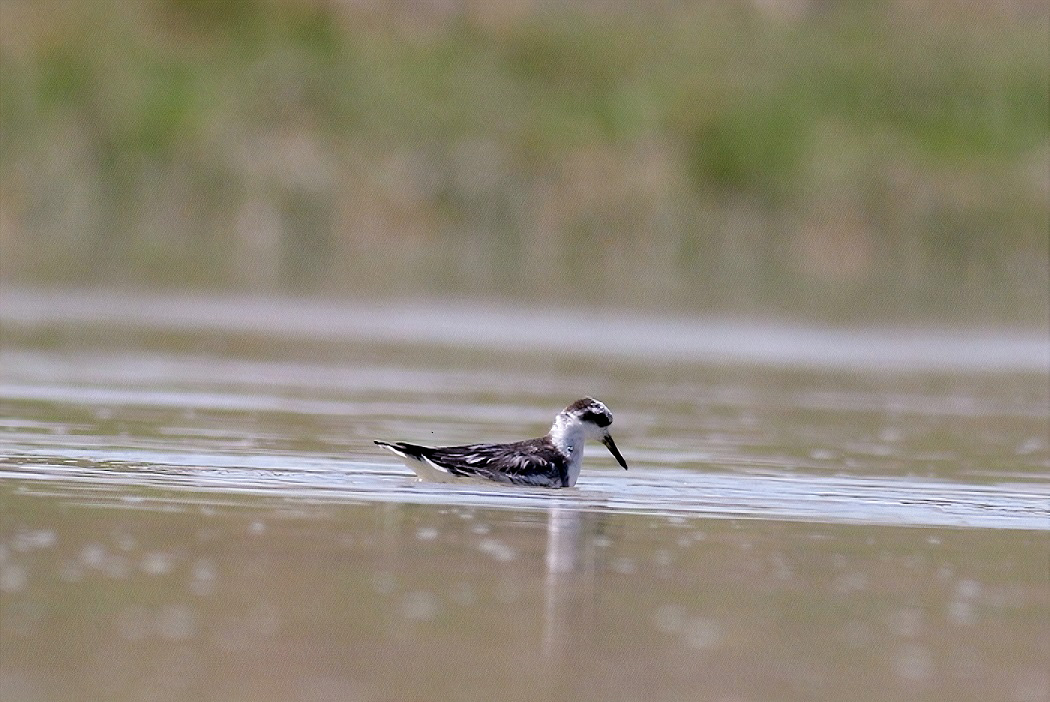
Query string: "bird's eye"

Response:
xmin=580 ymin=409 xmax=611 ymax=427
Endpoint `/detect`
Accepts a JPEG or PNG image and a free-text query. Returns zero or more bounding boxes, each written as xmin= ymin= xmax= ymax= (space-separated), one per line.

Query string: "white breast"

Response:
xmin=565 ymin=449 xmax=585 ymax=487
xmin=549 ymin=414 xmax=587 ymax=487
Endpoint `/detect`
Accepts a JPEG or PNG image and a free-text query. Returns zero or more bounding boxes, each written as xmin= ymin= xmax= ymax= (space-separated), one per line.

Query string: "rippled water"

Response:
xmin=1 ymin=291 xmax=1048 ymax=702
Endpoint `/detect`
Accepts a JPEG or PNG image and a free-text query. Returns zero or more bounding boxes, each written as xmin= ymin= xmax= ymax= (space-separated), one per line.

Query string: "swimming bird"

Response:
xmin=374 ymin=397 xmax=628 ymax=488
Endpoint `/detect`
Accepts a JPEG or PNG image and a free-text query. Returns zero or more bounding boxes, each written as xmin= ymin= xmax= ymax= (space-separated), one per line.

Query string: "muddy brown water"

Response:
xmin=1 ymin=291 xmax=1047 ymax=702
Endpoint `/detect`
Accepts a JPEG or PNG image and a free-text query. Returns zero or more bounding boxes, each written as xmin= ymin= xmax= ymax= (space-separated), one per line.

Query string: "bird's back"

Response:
xmin=376 ymin=437 xmax=569 ymax=487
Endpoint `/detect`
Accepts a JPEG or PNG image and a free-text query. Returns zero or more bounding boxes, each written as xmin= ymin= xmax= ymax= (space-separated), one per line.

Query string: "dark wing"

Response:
xmin=426 ymin=437 xmax=569 ymax=488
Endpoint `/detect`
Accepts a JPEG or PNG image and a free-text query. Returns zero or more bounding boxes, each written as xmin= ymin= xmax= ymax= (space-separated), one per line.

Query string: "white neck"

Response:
xmin=549 ymin=414 xmax=587 ymax=487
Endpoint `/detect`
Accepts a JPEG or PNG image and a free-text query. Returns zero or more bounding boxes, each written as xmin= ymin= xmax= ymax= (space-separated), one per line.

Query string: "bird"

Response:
xmin=374 ymin=397 xmax=628 ymax=488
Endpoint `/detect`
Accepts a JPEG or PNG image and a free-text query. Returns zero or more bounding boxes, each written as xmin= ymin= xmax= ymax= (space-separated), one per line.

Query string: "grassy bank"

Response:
xmin=1 ymin=0 xmax=1047 ymax=323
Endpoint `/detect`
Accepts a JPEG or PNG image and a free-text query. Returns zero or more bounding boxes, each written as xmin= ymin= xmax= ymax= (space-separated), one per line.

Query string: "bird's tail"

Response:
xmin=374 ymin=440 xmax=457 ymax=482
xmin=374 ymin=440 xmax=430 ymax=460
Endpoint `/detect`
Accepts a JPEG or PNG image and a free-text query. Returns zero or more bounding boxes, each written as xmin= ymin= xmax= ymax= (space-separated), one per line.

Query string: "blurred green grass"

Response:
xmin=1 ymin=0 xmax=1047 ymax=323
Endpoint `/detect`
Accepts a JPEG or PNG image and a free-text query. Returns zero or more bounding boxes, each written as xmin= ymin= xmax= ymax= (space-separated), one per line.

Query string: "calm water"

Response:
xmin=1 ymin=291 xmax=1048 ymax=702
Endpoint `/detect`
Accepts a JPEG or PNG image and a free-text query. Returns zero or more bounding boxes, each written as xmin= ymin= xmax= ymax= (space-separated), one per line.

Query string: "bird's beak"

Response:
xmin=601 ymin=433 xmax=629 ymax=470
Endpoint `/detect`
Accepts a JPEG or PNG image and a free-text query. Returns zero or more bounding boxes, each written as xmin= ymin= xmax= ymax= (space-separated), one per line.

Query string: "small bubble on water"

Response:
xmin=771 ymin=555 xmax=793 ymax=582
xmin=947 ymin=600 xmax=975 ymax=626
xmin=478 ymin=538 xmax=516 ymax=563
xmin=471 ymin=523 xmax=491 ymax=536
xmin=956 ymin=579 xmax=981 ymax=599
xmin=592 ymin=535 xmax=613 ymax=549
xmin=190 ymin=560 xmax=217 ymax=596
xmin=1016 ymin=438 xmax=1045 ymax=455
xmin=249 ymin=521 xmax=265 ymax=535
xmin=141 ymin=552 xmax=173 ymax=576
xmin=79 ymin=544 xmax=107 ymax=569
xmin=611 ymin=557 xmax=637 ymax=575
xmin=415 ymin=527 xmax=439 ymax=541
xmin=13 ymin=530 xmax=56 ymax=552
xmin=399 ymin=591 xmax=439 ymax=622
xmin=810 ymin=449 xmax=836 ymax=460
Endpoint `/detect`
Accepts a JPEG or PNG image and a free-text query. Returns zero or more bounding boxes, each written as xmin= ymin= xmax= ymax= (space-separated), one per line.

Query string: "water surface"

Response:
xmin=2 ymin=291 xmax=1048 ymax=702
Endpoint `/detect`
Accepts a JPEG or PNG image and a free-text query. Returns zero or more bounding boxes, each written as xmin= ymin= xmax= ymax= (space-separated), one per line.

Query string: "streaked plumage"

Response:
xmin=375 ymin=397 xmax=628 ymax=488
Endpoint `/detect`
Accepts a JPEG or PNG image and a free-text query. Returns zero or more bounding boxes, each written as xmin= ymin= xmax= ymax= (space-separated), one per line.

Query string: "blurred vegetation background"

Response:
xmin=1 ymin=0 xmax=1047 ymax=324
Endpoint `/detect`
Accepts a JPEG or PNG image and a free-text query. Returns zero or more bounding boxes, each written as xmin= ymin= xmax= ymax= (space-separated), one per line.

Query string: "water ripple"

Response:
xmin=3 ymin=455 xmax=1046 ymax=530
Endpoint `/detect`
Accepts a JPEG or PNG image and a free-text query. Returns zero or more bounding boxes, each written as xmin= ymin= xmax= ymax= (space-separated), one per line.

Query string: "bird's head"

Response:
xmin=560 ymin=397 xmax=628 ymax=470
